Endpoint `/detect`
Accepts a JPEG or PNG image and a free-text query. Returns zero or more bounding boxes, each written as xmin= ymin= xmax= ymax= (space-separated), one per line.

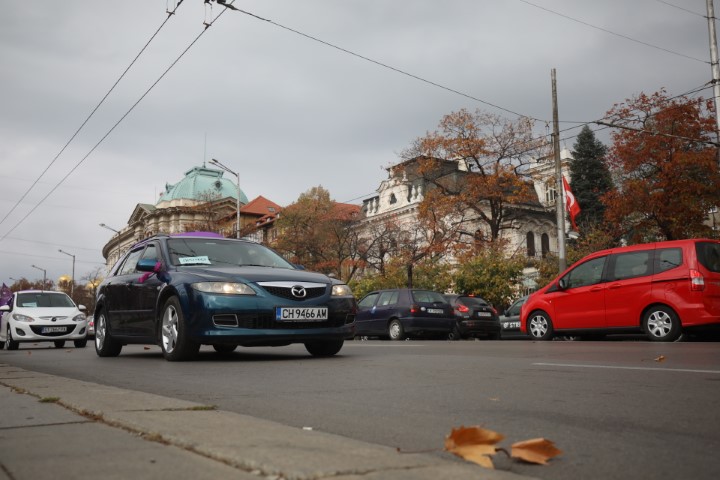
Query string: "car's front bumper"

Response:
xmin=8 ymin=321 xmax=88 ymax=342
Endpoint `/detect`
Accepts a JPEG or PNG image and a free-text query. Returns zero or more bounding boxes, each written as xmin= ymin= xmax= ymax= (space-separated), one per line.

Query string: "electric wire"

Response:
xmin=218 ymin=6 xmax=542 ymax=121
xmin=0 ymin=3 xmax=228 ymax=243
xmin=0 ymin=0 xmax=186 ymax=233
xmin=652 ymin=0 xmax=706 ymax=18
xmin=517 ymin=0 xmax=708 ymax=64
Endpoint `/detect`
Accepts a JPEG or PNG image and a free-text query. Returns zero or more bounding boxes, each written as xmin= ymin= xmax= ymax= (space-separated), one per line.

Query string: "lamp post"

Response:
xmin=209 ymin=158 xmax=240 ymax=239
xmin=31 ymin=264 xmax=47 ymax=291
xmin=58 ymin=249 xmax=76 ymax=298
xmin=99 ymin=223 xmax=121 ymax=266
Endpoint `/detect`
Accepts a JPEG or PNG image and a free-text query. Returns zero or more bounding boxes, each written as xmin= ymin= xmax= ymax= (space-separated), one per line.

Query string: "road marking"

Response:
xmin=533 ymin=362 xmax=720 ymax=374
xmin=345 ymin=343 xmax=426 ymax=347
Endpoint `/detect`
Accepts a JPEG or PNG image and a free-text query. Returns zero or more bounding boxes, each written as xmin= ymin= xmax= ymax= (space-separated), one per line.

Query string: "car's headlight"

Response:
xmin=192 ymin=282 xmax=256 ymax=295
xmin=73 ymin=313 xmax=87 ymax=322
xmin=12 ymin=313 xmax=34 ymax=323
xmin=331 ymin=284 xmax=353 ymax=296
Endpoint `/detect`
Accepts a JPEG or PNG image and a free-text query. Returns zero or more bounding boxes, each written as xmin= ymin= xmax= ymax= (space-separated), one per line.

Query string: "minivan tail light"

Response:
xmin=690 ymin=269 xmax=705 ymax=291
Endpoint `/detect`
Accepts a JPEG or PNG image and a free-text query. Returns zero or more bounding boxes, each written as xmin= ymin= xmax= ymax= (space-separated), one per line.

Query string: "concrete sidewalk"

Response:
xmin=0 ymin=363 xmax=534 ymax=480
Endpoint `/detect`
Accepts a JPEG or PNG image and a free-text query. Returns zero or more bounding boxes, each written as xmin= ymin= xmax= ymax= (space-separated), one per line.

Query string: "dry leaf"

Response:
xmin=144 ymin=346 xmax=151 ymax=350
xmin=654 ymin=355 xmax=666 ymax=362
xmin=511 ymin=438 xmax=562 ymax=465
xmin=444 ymin=426 xmax=504 ymax=468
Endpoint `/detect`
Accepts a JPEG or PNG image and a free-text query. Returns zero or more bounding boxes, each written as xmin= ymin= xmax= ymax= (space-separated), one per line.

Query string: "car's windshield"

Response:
xmin=17 ymin=293 xmax=75 ymax=308
xmin=167 ymin=238 xmax=295 ymax=269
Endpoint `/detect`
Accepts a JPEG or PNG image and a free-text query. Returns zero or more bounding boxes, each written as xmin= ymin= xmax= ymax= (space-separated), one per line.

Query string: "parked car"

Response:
xmin=500 ymin=295 xmax=528 ymax=339
xmin=443 ymin=294 xmax=501 ymax=339
xmin=0 ymin=290 xmax=88 ymax=350
xmin=94 ymin=233 xmax=357 ymax=361
xmin=356 ymin=288 xmax=455 ymax=340
xmin=520 ymin=239 xmax=720 ymax=342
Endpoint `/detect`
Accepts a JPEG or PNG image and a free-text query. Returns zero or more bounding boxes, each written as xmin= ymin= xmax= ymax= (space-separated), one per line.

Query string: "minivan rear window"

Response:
xmin=696 ymin=242 xmax=720 ymax=273
xmin=655 ymin=248 xmax=682 ymax=273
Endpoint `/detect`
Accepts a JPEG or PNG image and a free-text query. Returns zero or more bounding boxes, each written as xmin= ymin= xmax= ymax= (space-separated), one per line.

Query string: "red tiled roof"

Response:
xmin=241 ymin=195 xmax=282 ymax=217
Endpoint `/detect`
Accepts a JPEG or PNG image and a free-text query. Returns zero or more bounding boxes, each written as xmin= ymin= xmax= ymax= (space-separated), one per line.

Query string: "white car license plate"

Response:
xmin=41 ymin=326 xmax=67 ymax=334
xmin=276 ymin=307 xmax=328 ymax=321
xmin=427 ymin=308 xmax=444 ymax=314
xmin=502 ymin=321 xmax=521 ymax=329
xmin=476 ymin=311 xmax=492 ymax=318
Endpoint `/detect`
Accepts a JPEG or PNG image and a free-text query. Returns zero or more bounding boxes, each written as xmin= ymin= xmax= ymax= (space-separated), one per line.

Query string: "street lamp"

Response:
xmin=99 ymin=223 xmax=120 ymax=234
xmin=58 ymin=249 xmax=76 ymax=297
xmin=209 ymin=158 xmax=240 ymax=239
xmin=31 ymin=264 xmax=47 ymax=291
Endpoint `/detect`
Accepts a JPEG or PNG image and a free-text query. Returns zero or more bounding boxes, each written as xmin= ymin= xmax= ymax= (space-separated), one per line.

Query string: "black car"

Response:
xmin=94 ymin=233 xmax=357 ymax=361
xmin=355 ymin=288 xmax=455 ymax=340
xmin=500 ymin=295 xmax=528 ymax=339
xmin=443 ymin=294 xmax=501 ymax=340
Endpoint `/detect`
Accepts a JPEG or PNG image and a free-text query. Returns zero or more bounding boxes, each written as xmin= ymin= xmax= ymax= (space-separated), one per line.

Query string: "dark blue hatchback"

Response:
xmin=94 ymin=233 xmax=357 ymax=361
xmin=355 ymin=288 xmax=455 ymax=340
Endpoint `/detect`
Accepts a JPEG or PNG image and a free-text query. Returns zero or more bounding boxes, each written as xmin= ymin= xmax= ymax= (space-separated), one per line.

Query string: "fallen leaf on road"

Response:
xmin=444 ymin=426 xmax=503 ymax=468
xmin=144 ymin=346 xmax=151 ymax=350
xmin=654 ymin=355 xmax=666 ymax=362
xmin=511 ymin=438 xmax=562 ymax=465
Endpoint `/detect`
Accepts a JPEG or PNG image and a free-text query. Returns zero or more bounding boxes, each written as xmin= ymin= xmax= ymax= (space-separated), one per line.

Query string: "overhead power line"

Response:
xmin=0 ymin=1 xmax=186 ymax=234
xmin=652 ymin=0 xmax=706 ymax=18
xmin=0 ymin=3 xmax=228 ymax=242
xmin=517 ymin=0 xmax=708 ymax=64
xmin=213 ymin=3 xmax=541 ymax=121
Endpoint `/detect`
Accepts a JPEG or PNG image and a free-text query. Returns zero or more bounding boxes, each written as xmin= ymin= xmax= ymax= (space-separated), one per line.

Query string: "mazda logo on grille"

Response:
xmin=291 ymin=285 xmax=307 ymax=298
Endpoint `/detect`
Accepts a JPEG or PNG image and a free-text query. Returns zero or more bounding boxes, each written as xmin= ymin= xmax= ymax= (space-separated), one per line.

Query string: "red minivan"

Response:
xmin=520 ymin=239 xmax=720 ymax=341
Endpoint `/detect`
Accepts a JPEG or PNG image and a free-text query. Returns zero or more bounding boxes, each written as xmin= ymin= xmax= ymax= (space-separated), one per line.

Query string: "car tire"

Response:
xmin=388 ymin=319 xmax=406 ymax=341
xmin=305 ymin=340 xmax=344 ymax=357
xmin=643 ymin=305 xmax=681 ymax=342
xmin=448 ymin=323 xmax=462 ymax=341
xmin=5 ymin=327 xmax=19 ymax=351
xmin=527 ymin=310 xmax=554 ymax=340
xmin=95 ymin=309 xmax=122 ymax=357
xmin=74 ymin=338 xmax=88 ymax=348
xmin=160 ymin=296 xmax=199 ymax=362
xmin=212 ymin=344 xmax=237 ymax=354
xmin=54 ymin=340 xmax=66 ymax=348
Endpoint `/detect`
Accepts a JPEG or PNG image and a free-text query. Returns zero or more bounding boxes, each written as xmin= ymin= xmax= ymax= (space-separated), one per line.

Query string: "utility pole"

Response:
xmin=551 ymin=68 xmax=567 ymax=273
xmin=708 ymin=0 xmax=720 ymax=166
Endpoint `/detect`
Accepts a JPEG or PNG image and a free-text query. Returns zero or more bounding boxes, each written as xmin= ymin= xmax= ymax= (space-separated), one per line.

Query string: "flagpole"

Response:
xmin=552 ymin=69 xmax=567 ymax=273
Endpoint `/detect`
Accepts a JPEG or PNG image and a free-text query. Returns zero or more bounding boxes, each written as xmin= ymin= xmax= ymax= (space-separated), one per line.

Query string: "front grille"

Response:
xmin=216 ymin=312 xmax=346 ymax=329
xmin=260 ymin=286 xmax=326 ymax=301
xmin=29 ymin=325 xmax=73 ymax=337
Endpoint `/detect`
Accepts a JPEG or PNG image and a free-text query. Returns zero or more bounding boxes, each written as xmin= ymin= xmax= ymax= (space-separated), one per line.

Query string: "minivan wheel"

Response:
xmin=388 ymin=319 xmax=406 ymax=341
xmin=528 ymin=311 xmax=554 ymax=341
xmin=643 ymin=306 xmax=681 ymax=342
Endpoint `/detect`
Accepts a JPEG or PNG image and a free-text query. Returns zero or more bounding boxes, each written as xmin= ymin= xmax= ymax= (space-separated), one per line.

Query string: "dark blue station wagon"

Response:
xmin=94 ymin=233 xmax=357 ymax=361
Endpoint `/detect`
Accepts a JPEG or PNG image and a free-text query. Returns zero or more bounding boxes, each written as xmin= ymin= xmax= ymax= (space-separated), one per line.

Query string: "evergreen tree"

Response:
xmin=569 ymin=126 xmax=613 ymax=228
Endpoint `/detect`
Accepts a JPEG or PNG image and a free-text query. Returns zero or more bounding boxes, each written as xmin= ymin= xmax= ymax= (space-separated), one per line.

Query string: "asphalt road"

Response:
xmin=2 ymin=338 xmax=719 ymax=480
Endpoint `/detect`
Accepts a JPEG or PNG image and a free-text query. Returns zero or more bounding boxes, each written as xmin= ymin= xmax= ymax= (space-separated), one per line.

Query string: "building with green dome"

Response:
xmin=101 ymin=164 xmax=272 ymax=269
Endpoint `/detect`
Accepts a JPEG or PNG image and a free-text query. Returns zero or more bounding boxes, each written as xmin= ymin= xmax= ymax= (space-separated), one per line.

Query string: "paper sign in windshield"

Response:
xmin=179 ymin=256 xmax=211 ymax=265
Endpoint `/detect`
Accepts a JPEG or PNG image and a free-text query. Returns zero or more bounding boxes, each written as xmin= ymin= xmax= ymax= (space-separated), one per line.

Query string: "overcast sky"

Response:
xmin=0 ymin=0 xmax=712 ymax=286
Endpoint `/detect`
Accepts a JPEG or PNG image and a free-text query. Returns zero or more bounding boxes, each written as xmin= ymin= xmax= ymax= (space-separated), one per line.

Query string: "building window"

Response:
xmin=389 ymin=193 xmax=397 ymax=204
xmin=527 ymin=232 xmax=536 ymax=257
xmin=545 ymin=181 xmax=557 ymax=204
xmin=541 ymin=233 xmax=550 ymax=257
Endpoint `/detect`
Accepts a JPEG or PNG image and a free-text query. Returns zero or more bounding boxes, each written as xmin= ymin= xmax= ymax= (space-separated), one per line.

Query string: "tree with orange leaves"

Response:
xmin=401 ymin=108 xmax=548 ymax=242
xmin=602 ymin=89 xmax=720 ymax=242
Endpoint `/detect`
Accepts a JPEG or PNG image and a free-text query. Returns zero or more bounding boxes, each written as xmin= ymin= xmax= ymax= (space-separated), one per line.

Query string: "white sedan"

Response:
xmin=0 ymin=290 xmax=89 ymax=350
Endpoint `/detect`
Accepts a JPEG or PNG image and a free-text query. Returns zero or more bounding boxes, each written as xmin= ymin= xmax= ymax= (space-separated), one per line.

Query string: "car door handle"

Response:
xmin=607 ymin=283 xmax=623 ymax=289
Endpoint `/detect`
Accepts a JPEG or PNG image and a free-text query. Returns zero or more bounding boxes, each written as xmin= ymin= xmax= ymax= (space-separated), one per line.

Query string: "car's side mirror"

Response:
xmin=558 ymin=278 xmax=567 ymax=290
xmin=137 ymin=258 xmax=159 ymax=272
xmin=78 ymin=305 xmax=87 ymax=311
xmin=0 ymin=305 xmax=9 ymax=312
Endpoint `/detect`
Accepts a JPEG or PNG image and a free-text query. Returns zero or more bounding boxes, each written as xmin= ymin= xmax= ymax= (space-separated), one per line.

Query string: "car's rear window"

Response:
xmin=457 ymin=296 xmax=489 ymax=307
xmin=696 ymin=242 xmax=720 ymax=273
xmin=17 ymin=293 xmax=74 ymax=308
xmin=412 ymin=290 xmax=447 ymax=303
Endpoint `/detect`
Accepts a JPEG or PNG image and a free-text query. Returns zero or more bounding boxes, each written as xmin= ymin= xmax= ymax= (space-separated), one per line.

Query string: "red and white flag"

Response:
xmin=562 ymin=175 xmax=581 ymax=230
